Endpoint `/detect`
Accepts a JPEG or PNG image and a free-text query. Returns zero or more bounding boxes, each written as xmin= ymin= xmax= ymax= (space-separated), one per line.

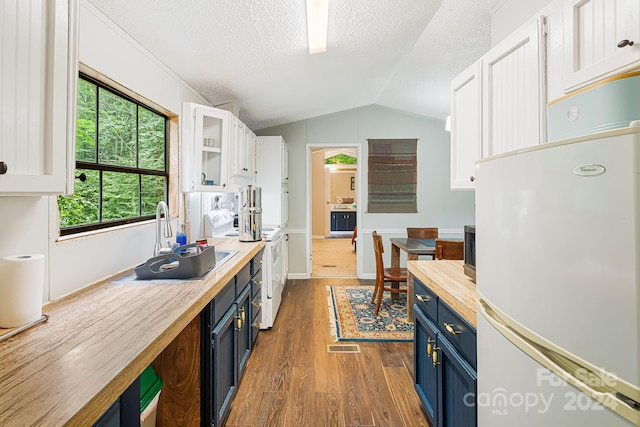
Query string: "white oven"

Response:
xmin=261 ymin=228 xmax=283 ymax=329
xmin=205 ymin=209 xmax=284 ymax=329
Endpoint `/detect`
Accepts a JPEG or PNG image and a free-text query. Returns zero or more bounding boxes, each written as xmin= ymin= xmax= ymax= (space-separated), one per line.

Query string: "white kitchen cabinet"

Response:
xmin=256 ymin=136 xmax=288 ymax=228
xmin=0 ymin=0 xmax=78 ymax=195
xmin=281 ymin=140 xmax=289 ymax=185
xmin=450 ymin=60 xmax=482 ymax=190
xmin=181 ymin=102 xmax=231 ymax=192
xmin=563 ymin=0 xmax=640 ymax=92
xmin=482 ymin=16 xmax=547 ymax=157
xmin=245 ymin=127 xmax=257 ymax=177
xmin=230 ymin=117 xmax=257 ymax=179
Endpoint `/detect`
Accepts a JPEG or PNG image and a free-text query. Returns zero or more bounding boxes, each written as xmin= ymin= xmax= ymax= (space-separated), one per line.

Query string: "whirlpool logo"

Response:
xmin=572 ymin=164 xmax=605 ymax=177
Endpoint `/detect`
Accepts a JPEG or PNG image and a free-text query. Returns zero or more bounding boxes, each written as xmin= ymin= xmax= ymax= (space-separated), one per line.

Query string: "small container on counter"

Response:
xmin=176 ymin=224 xmax=187 ymax=246
xmin=196 ymin=238 xmax=209 ymax=253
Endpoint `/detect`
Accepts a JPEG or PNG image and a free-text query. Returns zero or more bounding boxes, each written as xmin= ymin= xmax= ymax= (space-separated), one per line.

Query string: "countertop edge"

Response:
xmin=407 ymin=260 xmax=477 ymax=328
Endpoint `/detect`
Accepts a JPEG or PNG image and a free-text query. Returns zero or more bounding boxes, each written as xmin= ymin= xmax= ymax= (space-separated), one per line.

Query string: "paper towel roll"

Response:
xmin=0 ymin=254 xmax=44 ymax=328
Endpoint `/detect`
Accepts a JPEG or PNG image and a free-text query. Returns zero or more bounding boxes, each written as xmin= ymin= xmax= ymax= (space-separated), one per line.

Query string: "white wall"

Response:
xmin=0 ymin=0 xmax=210 ymax=302
xmin=257 ymin=105 xmax=475 ymax=279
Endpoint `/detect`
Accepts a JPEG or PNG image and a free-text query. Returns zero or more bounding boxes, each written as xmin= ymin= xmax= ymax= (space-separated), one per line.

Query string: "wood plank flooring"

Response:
xmin=312 ymin=238 xmax=357 ymax=277
xmin=225 ymin=278 xmax=430 ymax=427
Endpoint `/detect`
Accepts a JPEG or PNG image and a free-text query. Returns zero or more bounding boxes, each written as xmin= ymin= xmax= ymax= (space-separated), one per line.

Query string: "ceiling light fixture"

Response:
xmin=306 ymin=0 xmax=329 ymax=54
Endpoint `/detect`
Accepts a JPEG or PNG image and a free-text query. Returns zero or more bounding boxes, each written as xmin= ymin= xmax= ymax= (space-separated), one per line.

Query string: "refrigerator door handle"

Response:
xmin=478 ymin=294 xmax=640 ymax=426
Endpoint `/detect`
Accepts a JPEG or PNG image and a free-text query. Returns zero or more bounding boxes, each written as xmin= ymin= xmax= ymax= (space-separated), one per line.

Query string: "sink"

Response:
xmin=213 ymin=250 xmax=237 ymax=270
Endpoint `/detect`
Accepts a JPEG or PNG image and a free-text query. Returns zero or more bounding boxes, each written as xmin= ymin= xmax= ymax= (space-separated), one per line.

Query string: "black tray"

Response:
xmin=133 ymin=244 xmax=216 ymax=280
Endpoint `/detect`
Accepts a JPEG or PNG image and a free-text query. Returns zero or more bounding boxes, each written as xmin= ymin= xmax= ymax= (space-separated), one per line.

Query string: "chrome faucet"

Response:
xmin=154 ymin=201 xmax=173 ymax=256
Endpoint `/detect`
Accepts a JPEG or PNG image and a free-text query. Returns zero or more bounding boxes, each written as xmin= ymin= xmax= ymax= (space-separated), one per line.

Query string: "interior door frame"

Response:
xmin=305 ymin=143 xmax=361 ymax=278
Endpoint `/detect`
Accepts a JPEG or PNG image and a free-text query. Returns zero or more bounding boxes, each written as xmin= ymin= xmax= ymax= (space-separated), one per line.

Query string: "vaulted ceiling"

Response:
xmin=87 ymin=0 xmax=501 ymax=130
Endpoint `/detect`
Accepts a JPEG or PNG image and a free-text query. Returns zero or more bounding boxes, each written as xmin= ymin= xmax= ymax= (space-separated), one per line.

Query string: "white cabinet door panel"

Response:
xmin=0 ymin=0 xmax=75 ymax=194
xmin=482 ymin=17 xmax=546 ymax=157
xmin=450 ymin=60 xmax=481 ymax=190
xmin=563 ymin=0 xmax=640 ymax=92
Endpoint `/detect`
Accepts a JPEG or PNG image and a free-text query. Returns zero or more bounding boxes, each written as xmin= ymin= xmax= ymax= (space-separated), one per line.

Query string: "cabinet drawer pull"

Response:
xmin=0 ymin=162 xmax=7 ymax=175
xmin=236 ymin=318 xmax=242 ymax=330
xmin=416 ymin=294 xmax=431 ymax=303
xmin=618 ymin=39 xmax=635 ymax=48
xmin=241 ymin=307 xmax=246 ymax=322
xmin=427 ymin=337 xmax=434 ymax=359
xmin=444 ymin=322 xmax=461 ymax=335
xmin=432 ymin=347 xmax=440 ymax=367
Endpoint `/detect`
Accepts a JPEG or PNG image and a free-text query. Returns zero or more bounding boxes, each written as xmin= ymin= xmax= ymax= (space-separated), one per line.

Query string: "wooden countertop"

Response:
xmin=0 ymin=238 xmax=264 ymax=426
xmin=407 ymin=260 xmax=477 ymax=328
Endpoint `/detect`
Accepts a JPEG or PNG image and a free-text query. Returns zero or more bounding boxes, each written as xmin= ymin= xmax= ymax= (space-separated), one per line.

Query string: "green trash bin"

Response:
xmin=140 ymin=365 xmax=163 ymax=427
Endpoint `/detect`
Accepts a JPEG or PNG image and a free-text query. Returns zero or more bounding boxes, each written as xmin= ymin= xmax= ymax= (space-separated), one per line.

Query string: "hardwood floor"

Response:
xmin=225 ymin=277 xmax=430 ymax=427
xmin=312 ymin=238 xmax=357 ymax=278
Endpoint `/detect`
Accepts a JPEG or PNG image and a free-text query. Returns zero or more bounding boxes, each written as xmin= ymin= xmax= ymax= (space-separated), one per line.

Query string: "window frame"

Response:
xmin=59 ymin=73 xmax=170 ymax=236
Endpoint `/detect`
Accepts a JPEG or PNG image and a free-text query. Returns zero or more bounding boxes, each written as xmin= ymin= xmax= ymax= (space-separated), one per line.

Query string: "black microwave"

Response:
xmin=463 ymin=225 xmax=476 ymax=282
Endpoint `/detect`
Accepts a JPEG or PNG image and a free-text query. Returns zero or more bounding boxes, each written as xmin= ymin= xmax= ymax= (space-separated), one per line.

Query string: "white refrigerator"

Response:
xmin=475 ymin=123 xmax=640 ymax=426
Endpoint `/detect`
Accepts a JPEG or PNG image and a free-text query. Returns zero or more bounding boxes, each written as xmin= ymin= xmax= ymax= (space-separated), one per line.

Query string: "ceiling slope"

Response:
xmin=88 ymin=0 xmax=500 ymax=130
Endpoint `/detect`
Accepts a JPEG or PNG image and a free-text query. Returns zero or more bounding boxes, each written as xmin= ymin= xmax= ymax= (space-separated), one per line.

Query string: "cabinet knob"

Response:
xmin=618 ymin=39 xmax=635 ymax=48
xmin=416 ymin=294 xmax=431 ymax=303
xmin=444 ymin=322 xmax=461 ymax=335
xmin=470 ymin=176 xmax=475 ymax=182
xmin=0 ymin=162 xmax=7 ymax=175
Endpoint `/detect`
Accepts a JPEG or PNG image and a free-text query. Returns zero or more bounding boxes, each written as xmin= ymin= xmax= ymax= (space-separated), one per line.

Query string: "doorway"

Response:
xmin=307 ymin=144 xmax=360 ymax=278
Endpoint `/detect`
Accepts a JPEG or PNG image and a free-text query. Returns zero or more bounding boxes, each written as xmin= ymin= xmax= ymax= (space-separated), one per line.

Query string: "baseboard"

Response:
xmin=287 ymin=273 xmax=308 ymax=280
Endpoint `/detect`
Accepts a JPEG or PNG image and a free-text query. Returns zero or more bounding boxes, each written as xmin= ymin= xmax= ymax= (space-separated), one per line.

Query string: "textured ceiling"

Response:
xmin=87 ymin=0 xmax=501 ymax=130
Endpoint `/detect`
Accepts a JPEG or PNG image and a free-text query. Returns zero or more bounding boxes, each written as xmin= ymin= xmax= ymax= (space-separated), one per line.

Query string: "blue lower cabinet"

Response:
xmin=201 ymin=259 xmax=257 ymax=427
xmin=414 ymin=303 xmax=477 ymax=427
xmin=437 ymin=334 xmax=477 ymax=427
xmin=212 ymin=303 xmax=237 ymax=427
xmin=414 ymin=308 xmax=439 ymax=426
xmin=92 ymin=377 xmax=140 ymax=427
xmin=236 ymin=284 xmax=251 ymax=380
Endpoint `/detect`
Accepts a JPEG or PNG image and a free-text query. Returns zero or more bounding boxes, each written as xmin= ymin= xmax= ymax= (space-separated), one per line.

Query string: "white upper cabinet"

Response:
xmin=563 ymin=0 xmax=640 ymax=92
xmin=230 ymin=116 xmax=257 ymax=179
xmin=245 ymin=127 xmax=257 ymax=177
xmin=0 ymin=0 xmax=78 ymax=195
xmin=450 ymin=60 xmax=482 ymax=190
xmin=256 ymin=136 xmax=288 ymax=228
xmin=281 ymin=139 xmax=289 ymax=184
xmin=482 ymin=16 xmax=547 ymax=157
xmin=181 ymin=103 xmax=230 ymax=192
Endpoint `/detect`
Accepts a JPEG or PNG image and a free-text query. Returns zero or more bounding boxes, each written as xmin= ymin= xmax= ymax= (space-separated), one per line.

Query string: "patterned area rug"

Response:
xmin=327 ymin=285 xmax=414 ymax=342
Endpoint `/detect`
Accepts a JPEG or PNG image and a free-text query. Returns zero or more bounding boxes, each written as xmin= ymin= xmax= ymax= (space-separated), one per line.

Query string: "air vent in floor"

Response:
xmin=327 ymin=344 xmax=360 ymax=353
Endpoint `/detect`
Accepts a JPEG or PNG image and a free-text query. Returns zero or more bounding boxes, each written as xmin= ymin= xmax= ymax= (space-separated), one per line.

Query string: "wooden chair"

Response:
xmin=434 ymin=239 xmax=464 ymax=260
xmin=371 ymin=231 xmax=408 ymax=315
xmin=406 ymin=227 xmax=438 ymax=239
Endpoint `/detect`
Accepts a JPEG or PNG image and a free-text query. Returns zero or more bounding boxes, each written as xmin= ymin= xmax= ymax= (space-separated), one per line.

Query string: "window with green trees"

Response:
xmin=58 ymin=75 xmax=168 ymax=235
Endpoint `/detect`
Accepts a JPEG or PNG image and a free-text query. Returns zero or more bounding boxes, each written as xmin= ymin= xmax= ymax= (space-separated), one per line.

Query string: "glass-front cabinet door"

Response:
xmin=181 ymin=102 xmax=230 ymax=192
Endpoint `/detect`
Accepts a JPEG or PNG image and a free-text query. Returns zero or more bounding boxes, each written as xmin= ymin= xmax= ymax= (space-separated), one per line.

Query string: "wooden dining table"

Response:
xmin=389 ymin=237 xmax=436 ymax=322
